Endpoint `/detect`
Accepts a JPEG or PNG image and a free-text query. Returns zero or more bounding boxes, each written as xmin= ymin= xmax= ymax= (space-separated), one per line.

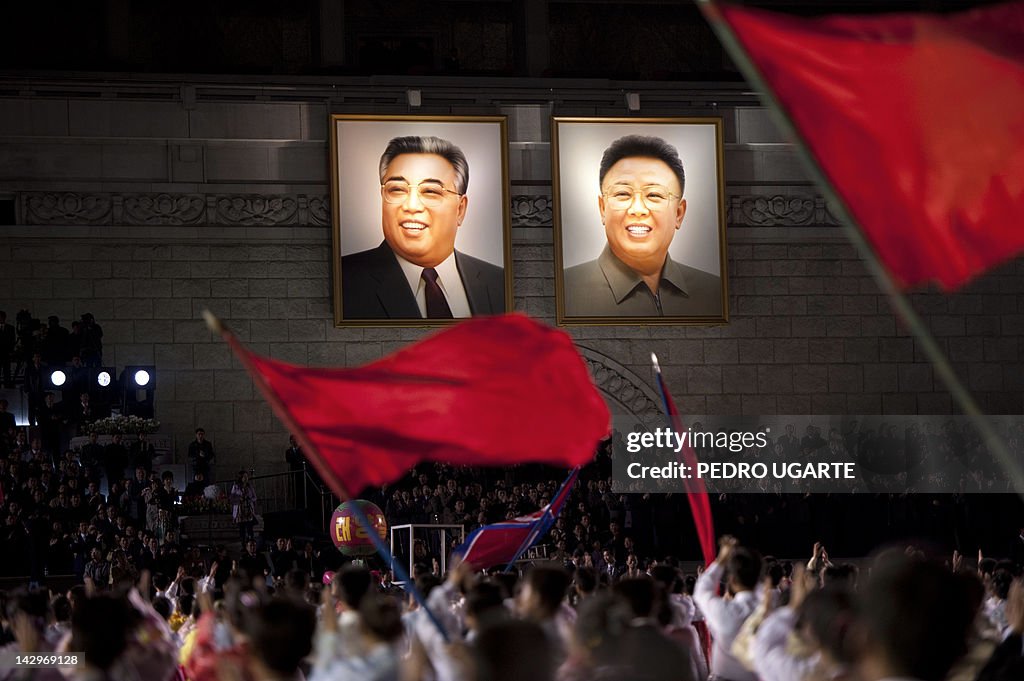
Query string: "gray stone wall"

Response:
xmin=1 ymin=78 xmax=1020 ymax=478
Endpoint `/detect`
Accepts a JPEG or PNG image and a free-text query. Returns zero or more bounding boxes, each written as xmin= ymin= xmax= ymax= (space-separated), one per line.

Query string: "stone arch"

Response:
xmin=577 ymin=347 xmax=665 ymax=429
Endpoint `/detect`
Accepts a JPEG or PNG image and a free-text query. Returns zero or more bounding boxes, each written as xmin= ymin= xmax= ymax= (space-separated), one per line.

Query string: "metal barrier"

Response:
xmin=207 ymin=465 xmax=339 ymax=528
xmin=389 ymin=523 xmax=467 ymax=579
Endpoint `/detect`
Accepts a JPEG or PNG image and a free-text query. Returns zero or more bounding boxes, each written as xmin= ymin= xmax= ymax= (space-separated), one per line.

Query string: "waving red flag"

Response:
xmin=714 ymin=1 xmax=1024 ymax=290
xmin=212 ymin=313 xmax=609 ymax=496
xmin=652 ymin=356 xmax=716 ymax=566
xmin=457 ymin=467 xmax=579 ymax=570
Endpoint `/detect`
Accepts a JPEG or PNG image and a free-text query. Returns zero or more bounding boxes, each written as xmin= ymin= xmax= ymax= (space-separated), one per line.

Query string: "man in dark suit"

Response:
xmin=0 ymin=398 xmax=15 ymax=437
xmin=342 ymin=135 xmax=505 ymax=319
xmin=0 ymin=311 xmax=15 ymax=388
xmin=187 ymin=427 xmax=215 ymax=478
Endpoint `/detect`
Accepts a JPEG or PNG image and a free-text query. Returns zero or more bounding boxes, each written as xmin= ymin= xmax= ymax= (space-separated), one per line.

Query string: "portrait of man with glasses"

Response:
xmin=340 ymin=134 xmax=506 ymax=321
xmin=555 ymin=125 xmax=727 ymax=324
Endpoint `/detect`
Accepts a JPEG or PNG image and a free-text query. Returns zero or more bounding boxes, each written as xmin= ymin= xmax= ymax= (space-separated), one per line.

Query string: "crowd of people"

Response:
xmin=1 ymin=532 xmax=1023 ymax=681
xmin=5 ymin=410 xmax=1023 ymax=681
xmin=3 ymin=312 xmax=1024 ymax=679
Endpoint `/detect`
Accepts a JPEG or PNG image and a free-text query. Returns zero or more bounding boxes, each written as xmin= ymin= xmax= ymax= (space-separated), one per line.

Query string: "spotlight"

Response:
xmin=50 ymin=369 xmax=67 ymax=387
xmin=90 ymin=367 xmax=117 ymax=408
xmin=121 ymin=365 xmax=156 ymax=418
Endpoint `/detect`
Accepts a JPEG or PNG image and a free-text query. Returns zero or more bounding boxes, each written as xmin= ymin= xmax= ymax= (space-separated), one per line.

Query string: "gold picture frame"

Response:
xmin=552 ymin=117 xmax=729 ymax=326
xmin=330 ymin=114 xmax=513 ymax=327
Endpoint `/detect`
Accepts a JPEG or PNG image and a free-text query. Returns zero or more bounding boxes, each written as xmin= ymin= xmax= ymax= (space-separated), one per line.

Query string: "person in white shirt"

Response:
xmin=693 ymin=536 xmax=762 ymax=681
xmin=405 ymin=564 xmax=469 ymax=681
xmin=752 ymin=565 xmax=854 ymax=681
xmin=313 ymin=565 xmax=374 ymax=671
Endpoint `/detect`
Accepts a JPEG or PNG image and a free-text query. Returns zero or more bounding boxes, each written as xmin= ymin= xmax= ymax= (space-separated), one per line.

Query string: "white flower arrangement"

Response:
xmin=90 ymin=415 xmax=161 ymax=434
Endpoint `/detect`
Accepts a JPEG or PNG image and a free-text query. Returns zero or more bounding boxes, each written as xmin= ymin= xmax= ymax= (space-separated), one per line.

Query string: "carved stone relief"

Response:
xmin=123 ymin=194 xmax=206 ymax=226
xmin=213 ymin=196 xmax=298 ymax=225
xmin=511 ymin=195 xmax=552 ymax=227
xmin=22 ymin=193 xmax=112 ymax=226
xmin=727 ymin=195 xmax=840 ymax=227
xmin=19 ymin=192 xmax=841 ymax=229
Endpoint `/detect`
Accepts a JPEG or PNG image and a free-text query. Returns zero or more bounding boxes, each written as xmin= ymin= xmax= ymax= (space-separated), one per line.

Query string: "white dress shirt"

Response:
xmin=407 ymin=580 xmax=467 ymax=681
xmin=396 ymin=252 xmax=472 ymax=318
xmin=693 ymin=561 xmax=759 ymax=681
xmin=752 ymin=606 xmax=819 ymax=681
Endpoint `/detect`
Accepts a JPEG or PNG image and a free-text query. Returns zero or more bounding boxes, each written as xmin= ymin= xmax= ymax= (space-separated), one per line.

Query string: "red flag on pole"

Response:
xmin=716 ymin=1 xmax=1024 ymax=290
xmin=456 ymin=467 xmax=579 ymax=570
xmin=214 ymin=313 xmax=609 ymax=495
xmin=652 ymin=357 xmax=716 ymax=566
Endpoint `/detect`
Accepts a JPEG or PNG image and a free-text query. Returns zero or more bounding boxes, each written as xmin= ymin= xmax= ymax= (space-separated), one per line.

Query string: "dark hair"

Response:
xmin=727 ymin=547 xmax=763 ymax=591
xmin=474 ymin=619 xmax=555 ymax=681
xmin=152 ymin=596 xmax=172 ymax=621
xmin=857 ymin=556 xmax=973 ymax=681
xmin=245 ymin=598 xmax=316 ymax=675
xmin=614 ymin=577 xmax=658 ymax=619
xmin=991 ymin=569 xmax=1013 ymax=600
xmin=71 ymin=595 xmax=138 ymax=671
xmin=466 ymin=580 xmax=506 ymax=621
xmin=525 ymin=566 xmax=571 ymax=617
xmin=823 ymin=563 xmax=859 ymax=588
xmin=152 ymin=573 xmax=170 ymax=591
xmin=336 ymin=564 xmax=373 ymax=610
xmin=51 ymin=595 xmax=72 ymax=623
xmin=649 ymin=565 xmax=681 ymax=594
xmin=598 ymin=135 xmax=686 ymax=194
xmin=574 ymin=566 xmax=598 ymax=595
xmin=284 ymin=569 xmax=309 ymax=594
xmin=359 ymin=594 xmax=404 ymax=642
xmin=572 ymin=593 xmax=631 ymax=664
xmin=7 ymin=588 xmax=50 ymax=622
xmin=179 ymin=577 xmax=196 ymax=596
xmin=415 ymin=573 xmax=443 ymax=599
xmin=799 ymin=586 xmax=856 ymax=664
xmin=179 ymin=593 xmax=196 ymax=618
xmin=379 ymin=136 xmax=469 ymax=194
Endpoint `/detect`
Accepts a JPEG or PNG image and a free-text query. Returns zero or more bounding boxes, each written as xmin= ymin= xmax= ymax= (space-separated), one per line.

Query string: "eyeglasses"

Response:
xmin=602 ymin=184 xmax=680 ymax=210
xmin=381 ymin=180 xmax=461 ymax=207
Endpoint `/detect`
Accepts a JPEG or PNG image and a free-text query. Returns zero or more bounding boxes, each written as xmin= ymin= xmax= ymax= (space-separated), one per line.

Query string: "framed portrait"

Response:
xmin=552 ymin=117 xmax=728 ymax=326
xmin=330 ymin=114 xmax=513 ymax=327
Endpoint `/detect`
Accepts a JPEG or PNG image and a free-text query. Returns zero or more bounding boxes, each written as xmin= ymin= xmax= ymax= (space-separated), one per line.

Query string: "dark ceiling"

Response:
xmin=0 ymin=1 xmax=1004 ymax=81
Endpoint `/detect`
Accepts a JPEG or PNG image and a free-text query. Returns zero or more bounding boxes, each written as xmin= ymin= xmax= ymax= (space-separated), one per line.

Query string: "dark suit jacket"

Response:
xmin=342 ymin=241 xmax=505 ymax=319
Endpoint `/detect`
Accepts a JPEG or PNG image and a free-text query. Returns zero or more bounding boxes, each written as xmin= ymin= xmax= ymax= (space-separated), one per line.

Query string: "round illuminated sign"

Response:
xmin=329 ymin=500 xmax=388 ymax=556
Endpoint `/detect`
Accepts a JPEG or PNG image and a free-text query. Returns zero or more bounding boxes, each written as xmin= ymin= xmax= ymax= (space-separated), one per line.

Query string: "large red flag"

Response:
xmin=715 ymin=1 xmax=1024 ymax=290
xmin=216 ymin=314 xmax=609 ymax=496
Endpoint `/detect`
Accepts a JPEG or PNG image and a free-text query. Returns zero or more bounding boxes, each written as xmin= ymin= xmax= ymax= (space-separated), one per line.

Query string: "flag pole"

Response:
xmin=696 ymin=0 xmax=1024 ymax=499
xmin=203 ymin=310 xmax=451 ymax=641
xmin=502 ymin=467 xmax=579 ymax=573
xmin=651 ymin=354 xmax=715 ymax=565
